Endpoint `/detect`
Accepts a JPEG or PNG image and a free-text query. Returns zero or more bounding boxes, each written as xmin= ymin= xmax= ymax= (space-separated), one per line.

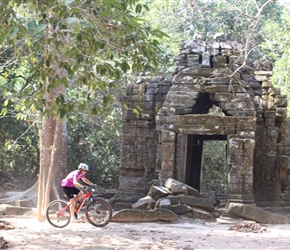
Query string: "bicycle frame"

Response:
xmin=75 ymin=189 xmax=93 ymax=214
xmin=57 ymin=188 xmax=94 ymax=217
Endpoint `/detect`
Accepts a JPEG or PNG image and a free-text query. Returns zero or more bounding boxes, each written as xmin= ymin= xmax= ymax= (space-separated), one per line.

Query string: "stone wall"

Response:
xmin=115 ymin=32 xmax=290 ymax=208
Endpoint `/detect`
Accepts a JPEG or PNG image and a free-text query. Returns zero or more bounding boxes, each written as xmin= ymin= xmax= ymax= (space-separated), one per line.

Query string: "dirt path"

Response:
xmin=1 ymin=216 xmax=290 ymax=249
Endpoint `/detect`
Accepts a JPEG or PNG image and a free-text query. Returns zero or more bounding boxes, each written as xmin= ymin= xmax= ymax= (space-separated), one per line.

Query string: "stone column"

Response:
xmin=159 ymin=130 xmax=176 ymax=183
xmin=227 ymin=137 xmax=255 ymax=204
xmin=254 ymin=124 xmax=281 ymax=206
xmin=175 ymin=133 xmax=188 ymax=182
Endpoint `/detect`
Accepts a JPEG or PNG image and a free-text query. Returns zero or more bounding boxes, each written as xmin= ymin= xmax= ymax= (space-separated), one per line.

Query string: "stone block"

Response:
xmin=261 ymin=81 xmax=272 ymax=88
xmin=276 ymin=107 xmax=287 ymax=117
xmin=170 ymin=184 xmax=187 ymax=195
xmin=167 ymin=195 xmax=180 ymax=205
xmin=186 ymin=186 xmax=200 ymax=197
xmin=149 ymin=186 xmax=171 ymax=201
xmin=254 ymin=71 xmax=273 ymax=77
xmin=132 ymin=196 xmax=156 ymax=210
xmin=192 ymin=207 xmax=214 ymax=220
xmin=130 ymin=95 xmax=143 ymax=102
xmin=204 ymin=85 xmax=244 ymax=93
xmin=142 ymin=94 xmax=154 ymax=102
xmin=201 ymin=191 xmax=217 ymax=205
xmin=161 ymin=143 xmax=175 ymax=160
xmin=132 ymin=83 xmax=146 ymax=94
xmin=157 ymin=198 xmax=171 ymax=209
xmin=254 ymin=75 xmax=269 ymax=82
xmin=0 ymin=204 xmax=13 ymax=212
xmin=227 ymin=203 xmax=289 ymax=224
xmin=164 ymin=178 xmax=199 ymax=197
xmin=179 ymin=195 xmax=215 ymax=212
xmin=161 ymin=131 xmax=176 ymax=142
xmin=15 ymin=200 xmax=30 ymax=207
xmin=213 ymin=93 xmax=235 ymax=102
xmin=4 ymin=206 xmax=33 ymax=216
xmin=170 ymin=204 xmax=192 ymax=214
xmin=112 ymin=209 xmax=178 ymax=222
xmin=157 ymin=85 xmax=171 ymax=95
xmin=243 ymin=139 xmax=255 ymax=149
xmin=275 ymin=95 xmax=288 ymax=107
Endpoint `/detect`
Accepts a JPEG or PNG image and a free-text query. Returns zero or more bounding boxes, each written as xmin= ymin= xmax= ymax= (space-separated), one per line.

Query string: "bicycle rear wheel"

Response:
xmin=46 ymin=200 xmax=71 ymax=228
xmin=85 ymin=198 xmax=112 ymax=227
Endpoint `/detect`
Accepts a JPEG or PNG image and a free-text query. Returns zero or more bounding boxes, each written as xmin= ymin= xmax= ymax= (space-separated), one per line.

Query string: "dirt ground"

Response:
xmin=1 ymin=216 xmax=290 ymax=250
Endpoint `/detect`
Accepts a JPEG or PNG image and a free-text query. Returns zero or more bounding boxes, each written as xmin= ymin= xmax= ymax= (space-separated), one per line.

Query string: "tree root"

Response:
xmin=0 ymin=180 xmax=38 ymax=205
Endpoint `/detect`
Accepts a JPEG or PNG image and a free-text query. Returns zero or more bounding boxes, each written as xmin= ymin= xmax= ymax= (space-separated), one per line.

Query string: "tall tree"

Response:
xmin=261 ymin=4 xmax=290 ymax=114
xmin=140 ymin=0 xmax=282 ymax=74
xmin=0 ymin=0 xmax=167 ymax=220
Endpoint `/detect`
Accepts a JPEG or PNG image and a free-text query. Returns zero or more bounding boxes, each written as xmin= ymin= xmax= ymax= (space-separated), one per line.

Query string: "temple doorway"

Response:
xmin=185 ymin=135 xmax=228 ymax=196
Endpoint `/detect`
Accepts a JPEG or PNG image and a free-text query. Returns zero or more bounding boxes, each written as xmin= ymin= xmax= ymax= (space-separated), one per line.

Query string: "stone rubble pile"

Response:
xmin=132 ymin=178 xmax=216 ymax=220
xmin=112 ymin=177 xmax=217 ymax=222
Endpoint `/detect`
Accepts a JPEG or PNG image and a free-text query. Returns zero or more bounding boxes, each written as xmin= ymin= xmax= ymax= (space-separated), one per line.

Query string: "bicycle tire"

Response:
xmin=85 ymin=197 xmax=112 ymax=227
xmin=46 ymin=200 xmax=71 ymax=228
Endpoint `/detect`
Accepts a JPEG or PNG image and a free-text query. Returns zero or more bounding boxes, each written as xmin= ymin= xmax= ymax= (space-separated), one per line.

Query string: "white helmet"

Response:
xmin=78 ymin=163 xmax=89 ymax=171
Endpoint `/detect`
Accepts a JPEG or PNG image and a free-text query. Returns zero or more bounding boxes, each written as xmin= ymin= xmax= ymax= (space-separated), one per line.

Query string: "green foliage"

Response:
xmin=201 ymin=141 xmax=228 ymax=195
xmin=0 ymin=0 xmax=167 ymax=187
xmin=0 ymin=99 xmax=39 ymax=178
xmin=261 ymin=5 xmax=290 ymax=114
xmin=0 ymin=0 xmax=167 ymax=118
xmin=140 ymin=0 xmax=284 ymax=74
xmin=0 ymin=0 xmax=289 ymax=191
xmin=66 ymin=105 xmax=122 ymax=189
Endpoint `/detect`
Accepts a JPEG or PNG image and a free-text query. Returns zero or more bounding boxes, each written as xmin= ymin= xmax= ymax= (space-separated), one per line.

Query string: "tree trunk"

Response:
xmin=36 ymin=12 xmax=68 ymax=221
xmin=36 ymin=115 xmax=67 ymax=221
xmin=36 ymin=81 xmax=68 ymax=221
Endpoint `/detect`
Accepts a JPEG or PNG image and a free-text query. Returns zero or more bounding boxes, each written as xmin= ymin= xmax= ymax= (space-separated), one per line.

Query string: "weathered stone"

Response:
xmin=254 ymin=75 xmax=270 ymax=82
xmin=170 ymin=184 xmax=187 ymax=195
xmin=15 ymin=200 xmax=29 ymax=207
xmin=186 ymin=186 xmax=200 ymax=197
xmin=156 ymin=198 xmax=171 ymax=209
xmin=112 ymin=209 xmax=178 ymax=222
xmin=0 ymin=204 xmax=13 ymax=213
xmin=132 ymin=196 xmax=156 ymax=210
xmin=4 ymin=206 xmax=33 ymax=216
xmin=117 ymin=32 xmax=290 ymax=216
xmin=192 ymin=207 xmax=214 ymax=220
xmin=167 ymin=195 xmax=180 ymax=205
xmin=149 ymin=186 xmax=171 ymax=201
xmin=164 ymin=178 xmax=199 ymax=197
xmin=275 ymin=95 xmax=288 ymax=107
xmin=179 ymin=195 xmax=215 ymax=212
xmin=202 ymin=191 xmax=217 ymax=205
xmin=170 ymin=204 xmax=192 ymax=214
xmin=227 ymin=203 xmax=289 ymax=224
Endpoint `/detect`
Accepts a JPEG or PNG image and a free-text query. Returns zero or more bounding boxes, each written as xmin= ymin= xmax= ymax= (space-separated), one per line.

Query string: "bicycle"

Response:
xmin=46 ymin=186 xmax=112 ymax=228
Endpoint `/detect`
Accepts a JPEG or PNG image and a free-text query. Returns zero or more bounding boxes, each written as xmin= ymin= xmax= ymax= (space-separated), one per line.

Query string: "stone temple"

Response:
xmin=115 ymin=33 xmax=290 ymax=209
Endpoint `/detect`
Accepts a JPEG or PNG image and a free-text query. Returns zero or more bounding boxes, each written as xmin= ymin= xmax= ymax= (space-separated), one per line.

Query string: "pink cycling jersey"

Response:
xmin=61 ymin=170 xmax=84 ymax=187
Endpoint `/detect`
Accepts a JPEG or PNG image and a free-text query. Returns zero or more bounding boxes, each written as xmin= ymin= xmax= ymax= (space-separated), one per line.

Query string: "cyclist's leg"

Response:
xmin=71 ymin=188 xmax=85 ymax=218
xmin=63 ymin=187 xmax=81 ymax=218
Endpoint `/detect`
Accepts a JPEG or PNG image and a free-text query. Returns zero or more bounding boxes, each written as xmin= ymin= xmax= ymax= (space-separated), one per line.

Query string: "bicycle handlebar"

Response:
xmin=82 ymin=186 xmax=96 ymax=193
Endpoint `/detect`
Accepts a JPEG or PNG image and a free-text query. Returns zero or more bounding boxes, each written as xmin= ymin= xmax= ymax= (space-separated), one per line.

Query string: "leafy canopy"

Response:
xmin=0 ymin=0 xmax=168 ymax=118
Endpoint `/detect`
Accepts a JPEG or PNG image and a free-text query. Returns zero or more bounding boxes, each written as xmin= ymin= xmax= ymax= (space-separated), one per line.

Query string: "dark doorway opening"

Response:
xmin=185 ymin=135 xmax=227 ymax=193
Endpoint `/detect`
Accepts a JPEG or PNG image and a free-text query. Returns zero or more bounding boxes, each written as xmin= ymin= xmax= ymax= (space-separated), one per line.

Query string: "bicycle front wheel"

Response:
xmin=85 ymin=198 xmax=112 ymax=227
xmin=46 ymin=200 xmax=71 ymax=228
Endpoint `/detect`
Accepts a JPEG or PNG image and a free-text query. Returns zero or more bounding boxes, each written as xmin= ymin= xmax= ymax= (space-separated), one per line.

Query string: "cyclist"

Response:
xmin=61 ymin=163 xmax=96 ymax=221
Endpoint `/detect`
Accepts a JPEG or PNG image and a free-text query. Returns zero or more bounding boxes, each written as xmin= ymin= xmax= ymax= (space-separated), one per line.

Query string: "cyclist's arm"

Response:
xmin=81 ymin=177 xmax=94 ymax=186
xmin=73 ymin=175 xmax=84 ymax=189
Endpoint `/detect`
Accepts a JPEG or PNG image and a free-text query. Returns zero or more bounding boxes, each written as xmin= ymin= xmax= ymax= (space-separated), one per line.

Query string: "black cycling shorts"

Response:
xmin=62 ymin=186 xmax=80 ymax=200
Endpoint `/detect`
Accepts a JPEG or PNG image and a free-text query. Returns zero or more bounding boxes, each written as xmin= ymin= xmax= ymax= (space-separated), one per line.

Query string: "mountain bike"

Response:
xmin=46 ymin=186 xmax=112 ymax=228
